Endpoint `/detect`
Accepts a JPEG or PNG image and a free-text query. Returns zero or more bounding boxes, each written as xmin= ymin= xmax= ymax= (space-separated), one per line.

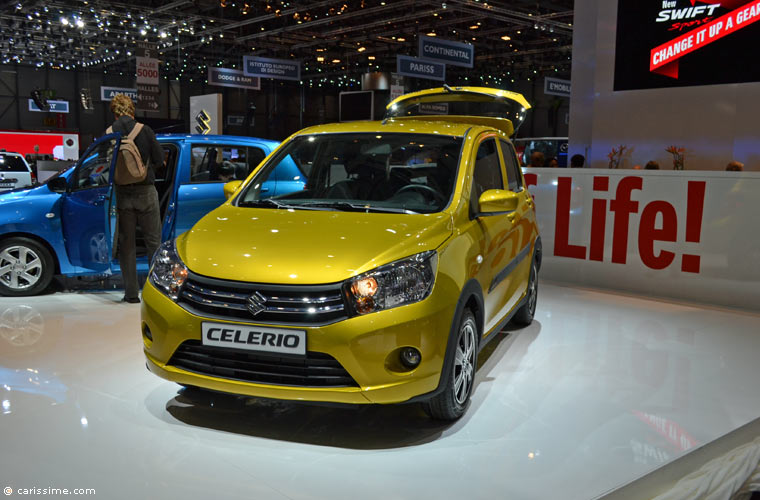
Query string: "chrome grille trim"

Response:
xmin=176 ymin=271 xmax=349 ymax=326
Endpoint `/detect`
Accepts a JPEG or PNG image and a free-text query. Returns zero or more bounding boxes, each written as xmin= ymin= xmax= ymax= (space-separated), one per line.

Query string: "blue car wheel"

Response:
xmin=0 ymin=237 xmax=55 ymax=297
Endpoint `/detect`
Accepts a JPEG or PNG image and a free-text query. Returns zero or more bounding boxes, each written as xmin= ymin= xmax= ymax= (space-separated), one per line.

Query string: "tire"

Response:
xmin=0 ymin=237 xmax=55 ymax=297
xmin=512 ymin=259 xmax=538 ymax=327
xmin=423 ymin=309 xmax=478 ymax=421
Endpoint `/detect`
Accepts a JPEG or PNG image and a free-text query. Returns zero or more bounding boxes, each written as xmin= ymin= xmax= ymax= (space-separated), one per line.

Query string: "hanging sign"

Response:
xmin=29 ymin=100 xmax=69 ymax=113
xmin=396 ymin=55 xmax=446 ymax=81
xmin=243 ymin=56 xmax=301 ymax=81
xmin=208 ymin=68 xmax=261 ymax=90
xmin=418 ymin=36 xmax=475 ymax=68
xmin=100 ymin=87 xmax=138 ymax=102
xmin=544 ymin=77 xmax=571 ymax=97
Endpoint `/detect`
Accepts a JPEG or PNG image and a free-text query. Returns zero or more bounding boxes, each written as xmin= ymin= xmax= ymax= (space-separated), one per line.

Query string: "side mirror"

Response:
xmin=47 ymin=176 xmax=68 ymax=193
xmin=477 ymin=189 xmax=519 ymax=216
xmin=223 ymin=180 xmax=243 ymax=200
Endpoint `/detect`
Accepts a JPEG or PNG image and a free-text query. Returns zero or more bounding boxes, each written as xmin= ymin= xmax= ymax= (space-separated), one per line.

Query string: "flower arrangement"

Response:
xmin=607 ymin=145 xmax=628 ymax=169
xmin=666 ymin=146 xmax=685 ymax=170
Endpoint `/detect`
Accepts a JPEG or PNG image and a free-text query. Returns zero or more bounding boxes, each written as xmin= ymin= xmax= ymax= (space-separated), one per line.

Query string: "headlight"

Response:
xmin=344 ymin=251 xmax=437 ymax=315
xmin=149 ymin=239 xmax=188 ymax=300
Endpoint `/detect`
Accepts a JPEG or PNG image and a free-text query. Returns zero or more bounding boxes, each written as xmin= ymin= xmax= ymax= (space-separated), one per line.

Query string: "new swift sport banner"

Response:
xmin=614 ymin=0 xmax=760 ymax=90
xmin=522 ymin=169 xmax=760 ymax=310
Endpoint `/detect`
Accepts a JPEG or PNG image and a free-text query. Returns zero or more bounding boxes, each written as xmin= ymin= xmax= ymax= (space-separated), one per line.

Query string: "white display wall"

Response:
xmin=568 ymin=1 xmax=760 ymax=171
xmin=525 ymin=168 xmax=760 ymax=310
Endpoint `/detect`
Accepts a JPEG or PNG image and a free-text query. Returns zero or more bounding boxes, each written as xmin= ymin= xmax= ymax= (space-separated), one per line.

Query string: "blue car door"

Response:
xmin=174 ymin=142 xmax=271 ymax=236
xmin=60 ymin=134 xmax=120 ymax=272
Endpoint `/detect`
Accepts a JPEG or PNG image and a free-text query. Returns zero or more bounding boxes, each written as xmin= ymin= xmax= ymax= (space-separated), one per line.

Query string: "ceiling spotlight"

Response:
xmin=469 ymin=25 xmax=479 ymax=30
xmin=368 ymin=55 xmax=375 ymax=60
xmin=331 ymin=58 xmax=340 ymax=63
xmin=357 ymin=46 xmax=365 ymax=52
xmin=397 ymin=37 xmax=406 ymax=42
xmin=501 ymin=35 xmax=511 ymax=41
xmin=76 ymin=19 xmax=84 ymax=28
xmin=140 ymin=28 xmax=147 ymax=35
xmin=426 ymin=32 xmax=436 ymax=36
xmin=60 ymin=17 xmax=69 ymax=26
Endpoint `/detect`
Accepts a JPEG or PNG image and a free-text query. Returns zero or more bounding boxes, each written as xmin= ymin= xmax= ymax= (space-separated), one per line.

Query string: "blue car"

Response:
xmin=0 ymin=133 xmax=305 ymax=296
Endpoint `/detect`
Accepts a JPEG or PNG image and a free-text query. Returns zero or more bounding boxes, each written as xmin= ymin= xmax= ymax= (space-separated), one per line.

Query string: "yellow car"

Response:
xmin=142 ymin=86 xmax=541 ymax=420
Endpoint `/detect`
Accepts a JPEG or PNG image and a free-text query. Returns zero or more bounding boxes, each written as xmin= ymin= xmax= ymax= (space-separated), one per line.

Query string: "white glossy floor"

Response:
xmin=1 ymin=283 xmax=759 ymax=500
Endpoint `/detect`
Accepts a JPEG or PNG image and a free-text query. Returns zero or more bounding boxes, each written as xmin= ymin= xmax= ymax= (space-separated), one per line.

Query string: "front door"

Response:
xmin=468 ymin=135 xmax=520 ymax=337
xmin=61 ymin=134 xmax=120 ymax=272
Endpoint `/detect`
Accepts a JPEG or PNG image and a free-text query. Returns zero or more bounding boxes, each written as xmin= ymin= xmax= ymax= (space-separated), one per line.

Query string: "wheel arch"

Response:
xmin=0 ymin=232 xmax=62 ymax=274
xmin=405 ymin=278 xmax=484 ymax=404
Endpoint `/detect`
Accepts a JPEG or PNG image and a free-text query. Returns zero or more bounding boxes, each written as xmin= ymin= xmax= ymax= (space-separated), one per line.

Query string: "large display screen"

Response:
xmin=614 ymin=0 xmax=760 ymax=90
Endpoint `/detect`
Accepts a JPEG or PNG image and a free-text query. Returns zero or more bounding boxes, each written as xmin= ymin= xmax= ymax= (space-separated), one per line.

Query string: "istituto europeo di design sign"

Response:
xmin=243 ymin=56 xmax=301 ymax=81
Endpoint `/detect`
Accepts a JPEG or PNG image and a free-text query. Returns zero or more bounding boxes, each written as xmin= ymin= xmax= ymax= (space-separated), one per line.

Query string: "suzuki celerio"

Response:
xmin=142 ymin=87 xmax=541 ymax=420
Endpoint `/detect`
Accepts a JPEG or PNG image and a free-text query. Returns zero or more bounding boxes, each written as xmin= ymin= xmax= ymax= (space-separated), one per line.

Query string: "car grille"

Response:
xmin=168 ymin=340 xmax=358 ymax=387
xmin=178 ymin=273 xmax=348 ymax=326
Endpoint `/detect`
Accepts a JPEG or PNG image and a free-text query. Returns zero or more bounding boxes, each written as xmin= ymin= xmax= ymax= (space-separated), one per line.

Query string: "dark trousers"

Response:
xmin=116 ymin=185 xmax=161 ymax=299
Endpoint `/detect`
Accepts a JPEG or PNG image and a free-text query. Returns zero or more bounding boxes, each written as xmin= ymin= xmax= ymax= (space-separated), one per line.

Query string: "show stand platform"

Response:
xmin=1 ymin=281 xmax=758 ymax=499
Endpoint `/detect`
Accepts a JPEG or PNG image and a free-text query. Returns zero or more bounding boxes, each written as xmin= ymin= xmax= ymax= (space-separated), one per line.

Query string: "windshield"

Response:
xmin=237 ymin=133 xmax=463 ymax=214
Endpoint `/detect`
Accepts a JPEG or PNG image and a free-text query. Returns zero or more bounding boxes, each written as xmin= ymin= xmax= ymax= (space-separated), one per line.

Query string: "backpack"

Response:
xmin=106 ymin=122 xmax=147 ymax=185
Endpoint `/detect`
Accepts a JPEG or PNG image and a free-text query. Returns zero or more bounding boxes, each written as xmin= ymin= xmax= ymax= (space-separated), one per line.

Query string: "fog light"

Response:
xmin=143 ymin=324 xmax=153 ymax=342
xmin=400 ymin=347 xmax=421 ymax=369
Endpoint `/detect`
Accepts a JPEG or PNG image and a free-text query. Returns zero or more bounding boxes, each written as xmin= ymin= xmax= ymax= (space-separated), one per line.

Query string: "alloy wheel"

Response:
xmin=453 ymin=318 xmax=476 ymax=405
xmin=0 ymin=245 xmax=43 ymax=290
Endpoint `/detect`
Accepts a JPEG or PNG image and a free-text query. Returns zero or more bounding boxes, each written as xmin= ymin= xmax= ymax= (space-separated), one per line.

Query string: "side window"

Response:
xmin=470 ymin=138 xmax=504 ymax=214
xmin=190 ymin=145 xmax=253 ymax=183
xmin=72 ymin=138 xmax=117 ymax=190
xmin=500 ymin=140 xmax=523 ymax=192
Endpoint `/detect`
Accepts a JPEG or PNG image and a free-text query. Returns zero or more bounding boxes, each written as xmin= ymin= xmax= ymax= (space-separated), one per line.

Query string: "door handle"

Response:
xmin=260 ymin=187 xmax=270 ymax=193
xmin=94 ymin=195 xmax=107 ymax=205
xmin=507 ymin=213 xmax=517 ymax=222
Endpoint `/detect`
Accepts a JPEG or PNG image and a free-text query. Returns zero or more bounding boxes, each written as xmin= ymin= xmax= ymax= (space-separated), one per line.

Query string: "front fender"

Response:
xmin=0 ymin=187 xmax=76 ymax=274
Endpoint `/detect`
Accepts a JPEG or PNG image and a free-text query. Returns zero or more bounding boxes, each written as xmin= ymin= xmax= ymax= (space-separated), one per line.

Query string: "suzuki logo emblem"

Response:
xmin=246 ymin=292 xmax=267 ymax=316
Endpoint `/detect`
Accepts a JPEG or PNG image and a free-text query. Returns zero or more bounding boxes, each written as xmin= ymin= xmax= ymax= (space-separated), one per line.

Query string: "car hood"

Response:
xmin=0 ymin=185 xmax=37 ymax=204
xmin=177 ymin=205 xmax=453 ymax=284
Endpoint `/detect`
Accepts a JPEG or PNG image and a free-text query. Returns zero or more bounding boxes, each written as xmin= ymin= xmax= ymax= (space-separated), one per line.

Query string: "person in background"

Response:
xmin=529 ymin=151 xmax=545 ymax=168
xmin=726 ymin=161 xmax=744 ymax=171
xmin=546 ymin=157 xmax=559 ymax=168
xmin=645 ymin=161 xmax=660 ymax=170
xmin=570 ymin=154 xmax=585 ymax=168
xmin=109 ymin=93 xmax=164 ymax=304
xmin=217 ymin=161 xmax=236 ymax=182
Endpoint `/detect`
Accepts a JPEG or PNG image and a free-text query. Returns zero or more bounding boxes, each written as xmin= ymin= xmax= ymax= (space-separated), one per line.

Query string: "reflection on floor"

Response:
xmin=1 ymin=284 xmax=759 ymax=500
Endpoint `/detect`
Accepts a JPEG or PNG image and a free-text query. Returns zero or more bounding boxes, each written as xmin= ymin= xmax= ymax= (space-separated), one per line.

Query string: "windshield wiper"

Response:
xmin=238 ymin=199 xmax=329 ymax=211
xmin=300 ymin=201 xmax=419 ymax=214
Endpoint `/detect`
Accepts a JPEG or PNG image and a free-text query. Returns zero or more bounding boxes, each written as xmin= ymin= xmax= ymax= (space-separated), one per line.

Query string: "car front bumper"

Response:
xmin=141 ymin=278 xmax=457 ymax=404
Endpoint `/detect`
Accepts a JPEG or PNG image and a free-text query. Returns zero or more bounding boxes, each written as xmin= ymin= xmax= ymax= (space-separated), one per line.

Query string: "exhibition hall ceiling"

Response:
xmin=0 ymin=0 xmax=573 ymax=84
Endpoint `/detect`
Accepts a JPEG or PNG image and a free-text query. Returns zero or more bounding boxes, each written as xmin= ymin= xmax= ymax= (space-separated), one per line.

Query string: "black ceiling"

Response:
xmin=0 ymin=0 xmax=574 ymax=85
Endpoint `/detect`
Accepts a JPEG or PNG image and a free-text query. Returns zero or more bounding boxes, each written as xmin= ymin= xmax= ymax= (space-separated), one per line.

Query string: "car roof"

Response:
xmin=156 ymin=134 xmax=280 ymax=148
xmin=293 ymin=119 xmax=487 ymax=138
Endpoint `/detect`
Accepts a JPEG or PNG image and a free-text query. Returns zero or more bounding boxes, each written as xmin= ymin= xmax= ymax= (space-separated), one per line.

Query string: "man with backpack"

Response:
xmin=108 ymin=93 xmax=164 ymax=303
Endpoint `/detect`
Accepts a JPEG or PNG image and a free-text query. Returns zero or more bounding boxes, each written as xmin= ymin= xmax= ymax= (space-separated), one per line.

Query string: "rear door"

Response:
xmin=61 ymin=134 xmax=120 ymax=272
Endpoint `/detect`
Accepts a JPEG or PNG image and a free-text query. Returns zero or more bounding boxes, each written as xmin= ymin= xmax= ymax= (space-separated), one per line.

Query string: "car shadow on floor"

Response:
xmin=163 ymin=389 xmax=453 ymax=450
xmin=158 ymin=320 xmax=541 ymax=450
